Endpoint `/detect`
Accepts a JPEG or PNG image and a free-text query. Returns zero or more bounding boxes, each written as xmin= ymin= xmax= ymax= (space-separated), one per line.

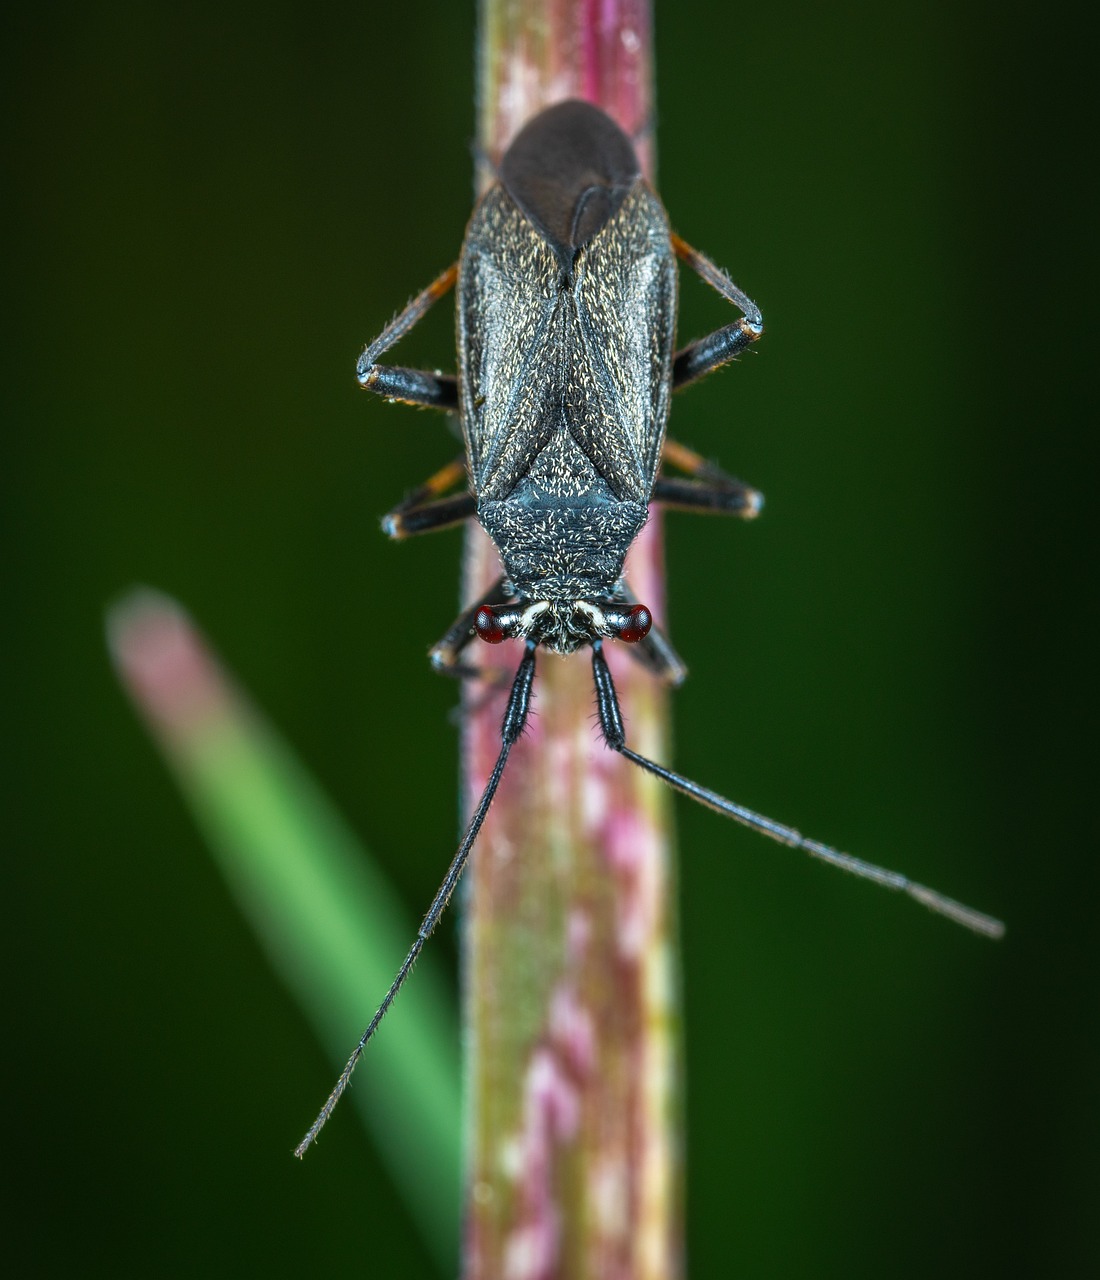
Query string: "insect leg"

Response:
xmin=295 ymin=641 xmax=537 ymax=1158
xmin=590 ymin=641 xmax=1005 ymax=939
xmin=654 ymin=438 xmax=763 ymax=519
xmin=382 ymin=455 xmax=476 ymax=538
xmin=615 ymin=581 xmax=689 ymax=687
xmin=383 ymin=491 xmax=476 ymax=538
xmin=357 ymin=263 xmax=459 ymax=410
xmin=363 ymin=366 xmax=458 ymax=410
xmin=670 ymin=233 xmax=763 ymax=390
xmin=429 ymin=576 xmax=515 ymax=679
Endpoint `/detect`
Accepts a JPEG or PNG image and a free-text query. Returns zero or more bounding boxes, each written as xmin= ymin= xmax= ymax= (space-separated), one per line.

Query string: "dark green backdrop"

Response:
xmin=4 ymin=2 xmax=1095 ymax=1275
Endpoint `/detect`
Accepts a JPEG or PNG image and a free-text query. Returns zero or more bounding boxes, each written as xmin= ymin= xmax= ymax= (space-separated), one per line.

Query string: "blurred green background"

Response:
xmin=4 ymin=1 xmax=1094 ymax=1275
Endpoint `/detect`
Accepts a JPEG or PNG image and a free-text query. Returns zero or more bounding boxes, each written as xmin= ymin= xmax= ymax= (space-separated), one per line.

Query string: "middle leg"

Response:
xmin=382 ymin=455 xmax=476 ymax=538
xmin=653 ymin=437 xmax=764 ymax=519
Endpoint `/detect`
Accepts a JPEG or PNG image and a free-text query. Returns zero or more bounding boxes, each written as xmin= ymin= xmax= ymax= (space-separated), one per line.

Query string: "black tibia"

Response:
xmin=671 ymin=233 xmax=763 ymax=390
xmin=429 ymin=576 xmax=513 ymax=677
xmin=653 ymin=437 xmax=763 ymax=518
xmin=383 ymin=456 xmax=475 ymax=539
xmin=382 ymin=491 xmax=476 ymax=538
xmin=626 ymin=628 xmax=688 ymax=687
xmin=653 ymin=475 xmax=761 ymax=516
xmin=356 ymin=263 xmax=459 ymax=410
xmin=672 ymin=330 xmax=757 ymax=391
xmin=362 ymin=366 xmax=458 ymax=411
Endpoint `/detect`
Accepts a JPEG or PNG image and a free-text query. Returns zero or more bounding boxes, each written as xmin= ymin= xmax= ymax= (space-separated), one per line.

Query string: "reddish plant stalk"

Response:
xmin=463 ymin=3 xmax=682 ymax=1277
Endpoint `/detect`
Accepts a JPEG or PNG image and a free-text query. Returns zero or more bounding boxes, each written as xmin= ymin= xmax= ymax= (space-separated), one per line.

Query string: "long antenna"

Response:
xmin=294 ymin=642 xmax=538 ymax=1157
xmin=591 ymin=642 xmax=1004 ymax=939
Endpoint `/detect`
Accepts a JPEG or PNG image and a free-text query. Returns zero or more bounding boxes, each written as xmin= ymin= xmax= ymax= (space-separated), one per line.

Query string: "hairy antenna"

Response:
xmin=591 ymin=642 xmax=1004 ymax=939
xmin=294 ymin=643 xmax=537 ymax=1157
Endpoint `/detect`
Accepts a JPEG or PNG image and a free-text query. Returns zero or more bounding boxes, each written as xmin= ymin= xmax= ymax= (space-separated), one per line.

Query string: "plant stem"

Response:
xmin=463 ymin=4 xmax=682 ymax=1277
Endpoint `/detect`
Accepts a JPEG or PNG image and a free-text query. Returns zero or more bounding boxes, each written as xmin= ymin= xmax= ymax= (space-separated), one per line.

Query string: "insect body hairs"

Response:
xmin=295 ymin=101 xmax=1002 ymax=1158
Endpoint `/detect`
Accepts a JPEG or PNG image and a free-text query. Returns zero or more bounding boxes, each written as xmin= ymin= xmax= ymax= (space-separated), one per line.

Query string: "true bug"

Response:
xmin=295 ymin=100 xmax=1002 ymax=1157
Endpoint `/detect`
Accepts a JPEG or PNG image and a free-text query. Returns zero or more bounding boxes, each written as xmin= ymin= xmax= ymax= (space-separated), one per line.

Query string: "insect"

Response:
xmin=295 ymin=100 xmax=1003 ymax=1157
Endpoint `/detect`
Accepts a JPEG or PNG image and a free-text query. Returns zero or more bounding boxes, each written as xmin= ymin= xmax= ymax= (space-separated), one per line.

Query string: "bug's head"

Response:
xmin=475 ymin=598 xmax=653 ymax=655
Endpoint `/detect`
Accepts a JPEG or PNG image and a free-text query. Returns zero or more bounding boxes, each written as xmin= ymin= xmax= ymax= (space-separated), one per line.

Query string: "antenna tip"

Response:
xmin=907 ymin=883 xmax=1005 ymax=939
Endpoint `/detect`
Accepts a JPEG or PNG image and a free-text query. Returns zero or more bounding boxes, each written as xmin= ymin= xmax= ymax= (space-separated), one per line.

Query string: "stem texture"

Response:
xmin=464 ymin=4 xmax=682 ymax=1277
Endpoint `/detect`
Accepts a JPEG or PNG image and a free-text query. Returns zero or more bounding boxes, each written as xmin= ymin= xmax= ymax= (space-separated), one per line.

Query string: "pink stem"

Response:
xmin=464 ymin=4 xmax=682 ymax=1277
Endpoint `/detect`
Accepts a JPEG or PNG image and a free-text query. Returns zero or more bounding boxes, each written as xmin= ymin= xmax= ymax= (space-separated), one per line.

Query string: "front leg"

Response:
xmin=615 ymin=581 xmax=689 ymax=687
xmin=429 ymin=576 xmax=515 ymax=679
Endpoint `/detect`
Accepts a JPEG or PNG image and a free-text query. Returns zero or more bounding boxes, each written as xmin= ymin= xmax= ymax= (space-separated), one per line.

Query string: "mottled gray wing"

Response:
xmin=458 ymin=187 xmax=562 ymax=500
xmin=569 ymin=183 xmax=677 ymax=496
xmin=458 ymin=182 xmax=676 ymax=504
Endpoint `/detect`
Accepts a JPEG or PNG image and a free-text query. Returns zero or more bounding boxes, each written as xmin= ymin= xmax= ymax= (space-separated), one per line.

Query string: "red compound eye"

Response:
xmin=474 ymin=606 xmax=508 ymax=644
xmin=617 ymin=604 xmax=652 ymax=643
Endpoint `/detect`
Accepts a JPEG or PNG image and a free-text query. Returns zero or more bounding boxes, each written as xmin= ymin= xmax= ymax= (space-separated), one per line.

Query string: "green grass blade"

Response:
xmin=107 ymin=588 xmax=460 ymax=1270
